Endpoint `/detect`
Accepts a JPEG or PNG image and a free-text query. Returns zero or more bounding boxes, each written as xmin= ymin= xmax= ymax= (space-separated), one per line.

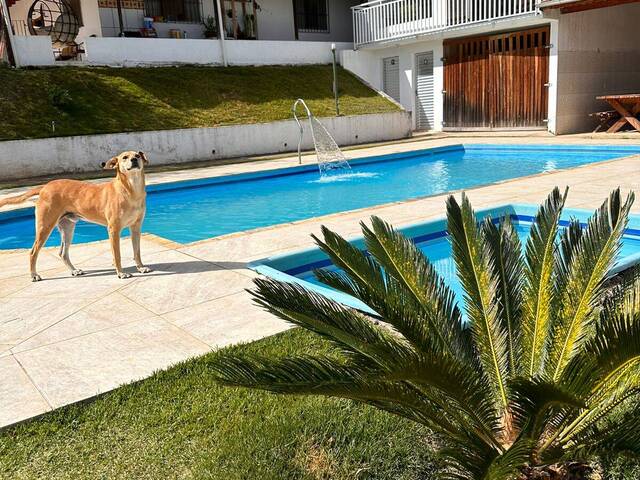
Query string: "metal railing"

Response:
xmin=352 ymin=0 xmax=539 ymax=48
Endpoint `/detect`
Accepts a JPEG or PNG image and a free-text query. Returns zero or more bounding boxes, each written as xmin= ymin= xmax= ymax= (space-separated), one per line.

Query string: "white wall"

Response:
xmin=0 ymin=112 xmax=411 ymax=180
xmin=255 ymin=0 xmax=357 ymax=42
xmin=83 ymin=37 xmax=351 ymax=66
xmin=298 ymin=0 xmax=358 ymax=42
xmin=555 ymin=3 xmax=640 ymax=134
xmin=256 ymin=0 xmax=295 ymax=40
xmin=76 ymin=0 xmax=102 ymax=42
xmin=12 ymin=36 xmax=55 ymax=66
xmin=85 ymin=37 xmax=220 ymax=64
xmin=224 ymin=40 xmax=351 ymax=65
xmin=343 ymin=39 xmax=444 ymax=131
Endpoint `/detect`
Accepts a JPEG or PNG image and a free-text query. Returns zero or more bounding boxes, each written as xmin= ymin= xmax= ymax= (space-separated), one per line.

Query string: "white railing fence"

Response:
xmin=352 ymin=0 xmax=539 ymax=47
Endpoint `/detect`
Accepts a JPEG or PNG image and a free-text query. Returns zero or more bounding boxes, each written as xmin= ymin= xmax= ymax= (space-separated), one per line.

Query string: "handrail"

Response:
xmin=292 ymin=98 xmax=312 ymax=165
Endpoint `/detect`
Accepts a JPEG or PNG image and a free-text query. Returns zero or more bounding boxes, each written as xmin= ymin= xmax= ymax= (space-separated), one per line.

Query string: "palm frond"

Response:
xmin=360 ymin=215 xmax=470 ymax=360
xmin=521 ymin=187 xmax=567 ymax=377
xmin=547 ymin=189 xmax=634 ymax=381
xmin=447 ymin=193 xmax=509 ymax=409
xmin=210 ymin=353 xmax=475 ymax=441
xmin=482 ymin=437 xmax=535 ymax=480
xmin=509 ymin=377 xmax=584 ymax=440
xmin=252 ymin=278 xmax=412 ymax=364
xmin=482 ymin=216 xmax=524 ymax=376
xmin=313 ymin=226 xmax=451 ymax=354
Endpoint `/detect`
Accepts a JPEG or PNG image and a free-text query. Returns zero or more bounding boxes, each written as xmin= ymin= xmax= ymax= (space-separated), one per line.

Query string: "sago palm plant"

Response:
xmin=211 ymin=188 xmax=640 ymax=479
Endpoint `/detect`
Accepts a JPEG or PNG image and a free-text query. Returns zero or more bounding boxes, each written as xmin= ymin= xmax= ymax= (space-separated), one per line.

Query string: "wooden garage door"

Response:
xmin=443 ymin=27 xmax=550 ymax=129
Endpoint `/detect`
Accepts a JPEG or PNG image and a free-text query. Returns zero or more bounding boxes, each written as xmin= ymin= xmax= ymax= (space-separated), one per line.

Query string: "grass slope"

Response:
xmin=0 ymin=65 xmax=398 ymax=141
xmin=0 ymin=329 xmax=439 ymax=480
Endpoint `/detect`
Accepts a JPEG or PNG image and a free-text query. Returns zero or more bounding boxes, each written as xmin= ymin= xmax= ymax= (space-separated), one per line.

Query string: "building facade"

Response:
xmin=342 ymin=0 xmax=640 ymax=134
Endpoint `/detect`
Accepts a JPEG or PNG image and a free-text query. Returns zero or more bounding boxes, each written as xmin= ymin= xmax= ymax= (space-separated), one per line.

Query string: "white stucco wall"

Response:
xmin=256 ymin=0 xmax=295 ymax=41
xmin=555 ymin=3 xmax=640 ymax=134
xmin=76 ymin=0 xmax=102 ymax=42
xmin=342 ymin=39 xmax=444 ymax=131
xmin=298 ymin=0 xmax=358 ymax=42
xmin=12 ymin=36 xmax=55 ymax=66
xmin=0 ymin=112 xmax=411 ymax=180
xmin=224 ymin=40 xmax=351 ymax=65
xmin=83 ymin=37 xmax=350 ymax=66
xmin=85 ymin=37 xmax=221 ymax=64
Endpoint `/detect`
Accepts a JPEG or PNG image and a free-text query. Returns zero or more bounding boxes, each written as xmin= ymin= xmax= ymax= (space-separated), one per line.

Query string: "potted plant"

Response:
xmin=202 ymin=16 xmax=218 ymax=38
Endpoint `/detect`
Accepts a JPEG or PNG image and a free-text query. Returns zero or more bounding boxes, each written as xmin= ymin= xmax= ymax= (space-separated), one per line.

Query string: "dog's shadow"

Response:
xmin=77 ymin=260 xmax=250 ymax=278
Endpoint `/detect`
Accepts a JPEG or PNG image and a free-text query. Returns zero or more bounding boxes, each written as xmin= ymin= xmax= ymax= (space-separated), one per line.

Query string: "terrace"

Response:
xmin=352 ymin=0 xmax=539 ymax=48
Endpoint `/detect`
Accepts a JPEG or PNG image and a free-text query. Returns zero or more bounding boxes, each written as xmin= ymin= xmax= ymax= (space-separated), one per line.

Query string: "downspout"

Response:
xmin=0 ymin=0 xmax=19 ymax=67
xmin=215 ymin=0 xmax=227 ymax=66
xmin=116 ymin=0 xmax=124 ymax=36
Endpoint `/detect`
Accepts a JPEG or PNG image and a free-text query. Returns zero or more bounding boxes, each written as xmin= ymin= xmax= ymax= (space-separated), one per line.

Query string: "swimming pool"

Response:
xmin=1 ymin=144 xmax=639 ymax=250
xmin=250 ymin=205 xmax=640 ymax=313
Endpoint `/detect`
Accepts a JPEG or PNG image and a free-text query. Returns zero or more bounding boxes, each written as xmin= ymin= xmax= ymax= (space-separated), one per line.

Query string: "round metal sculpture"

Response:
xmin=27 ymin=0 xmax=79 ymax=45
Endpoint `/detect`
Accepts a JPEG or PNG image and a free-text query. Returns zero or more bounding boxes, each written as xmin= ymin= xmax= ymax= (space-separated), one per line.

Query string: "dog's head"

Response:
xmin=101 ymin=151 xmax=149 ymax=174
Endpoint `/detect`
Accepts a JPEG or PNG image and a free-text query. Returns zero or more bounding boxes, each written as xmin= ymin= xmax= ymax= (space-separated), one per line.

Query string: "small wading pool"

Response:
xmin=250 ymin=205 xmax=640 ymax=313
xmin=1 ymin=144 xmax=640 ymax=250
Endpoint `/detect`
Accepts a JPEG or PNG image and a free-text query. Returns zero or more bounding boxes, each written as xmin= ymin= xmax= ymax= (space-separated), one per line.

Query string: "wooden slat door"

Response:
xmin=443 ymin=27 xmax=550 ymax=129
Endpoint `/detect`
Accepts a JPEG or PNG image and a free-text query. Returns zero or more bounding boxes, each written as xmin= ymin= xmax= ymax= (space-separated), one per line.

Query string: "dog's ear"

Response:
xmin=101 ymin=156 xmax=118 ymax=170
xmin=138 ymin=151 xmax=149 ymax=166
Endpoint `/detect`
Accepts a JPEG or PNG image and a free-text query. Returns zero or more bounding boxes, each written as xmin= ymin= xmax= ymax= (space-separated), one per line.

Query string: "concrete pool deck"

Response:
xmin=1 ymin=133 xmax=640 ymax=428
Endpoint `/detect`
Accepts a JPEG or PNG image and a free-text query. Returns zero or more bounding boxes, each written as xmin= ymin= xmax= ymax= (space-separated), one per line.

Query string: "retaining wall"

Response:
xmin=0 ymin=111 xmax=411 ymax=180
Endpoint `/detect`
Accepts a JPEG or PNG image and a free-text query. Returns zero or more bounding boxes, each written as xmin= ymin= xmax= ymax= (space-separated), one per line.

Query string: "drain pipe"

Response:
xmin=215 ymin=0 xmax=227 ymax=66
xmin=0 ymin=0 xmax=19 ymax=68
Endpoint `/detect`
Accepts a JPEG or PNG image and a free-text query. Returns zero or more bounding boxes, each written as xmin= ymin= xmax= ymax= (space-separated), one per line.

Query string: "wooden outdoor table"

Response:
xmin=596 ymin=94 xmax=640 ymax=133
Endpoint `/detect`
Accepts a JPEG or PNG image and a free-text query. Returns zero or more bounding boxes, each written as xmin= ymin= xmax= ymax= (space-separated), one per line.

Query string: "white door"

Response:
xmin=382 ymin=56 xmax=400 ymax=103
xmin=415 ymin=51 xmax=435 ymax=131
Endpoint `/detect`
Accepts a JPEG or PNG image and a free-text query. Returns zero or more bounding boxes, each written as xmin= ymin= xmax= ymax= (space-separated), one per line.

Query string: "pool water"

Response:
xmin=290 ymin=222 xmax=640 ymax=309
xmin=1 ymin=144 xmax=639 ymax=250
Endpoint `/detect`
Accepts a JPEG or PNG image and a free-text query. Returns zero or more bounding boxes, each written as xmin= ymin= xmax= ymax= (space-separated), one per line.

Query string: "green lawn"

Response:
xmin=0 ymin=65 xmax=398 ymax=141
xmin=1 ymin=328 xmax=638 ymax=479
xmin=0 ymin=329 xmax=439 ymax=480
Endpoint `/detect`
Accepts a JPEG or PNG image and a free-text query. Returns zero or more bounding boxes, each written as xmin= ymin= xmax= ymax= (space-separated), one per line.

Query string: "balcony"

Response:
xmin=352 ymin=0 xmax=540 ymax=48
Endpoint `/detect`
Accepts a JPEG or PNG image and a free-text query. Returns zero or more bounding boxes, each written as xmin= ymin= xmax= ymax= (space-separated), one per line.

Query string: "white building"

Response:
xmin=342 ymin=0 xmax=640 ymax=134
xmin=2 ymin=0 xmax=359 ymax=65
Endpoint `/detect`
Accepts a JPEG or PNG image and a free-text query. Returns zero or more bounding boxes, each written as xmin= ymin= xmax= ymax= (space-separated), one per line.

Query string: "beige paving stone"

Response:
xmin=0 ymin=297 xmax=90 ymax=347
xmin=119 ymin=249 xmax=254 ymax=315
xmin=73 ymin=236 xmax=173 ymax=269
xmin=0 ymin=275 xmax=33 ymax=298
xmin=13 ymin=316 xmax=210 ymax=409
xmin=178 ymin=227 xmax=313 ymax=264
xmin=8 ymin=267 xmax=137 ymax=300
xmin=0 ymin=249 xmax=62 ymax=281
xmin=11 ymin=292 xmax=156 ymax=354
xmin=162 ymin=291 xmax=288 ymax=348
xmin=0 ymin=355 xmax=50 ymax=427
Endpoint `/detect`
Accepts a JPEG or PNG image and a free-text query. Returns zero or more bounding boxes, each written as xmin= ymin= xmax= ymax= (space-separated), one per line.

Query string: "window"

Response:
xmin=144 ymin=0 xmax=202 ymax=23
xmin=295 ymin=0 xmax=329 ymax=33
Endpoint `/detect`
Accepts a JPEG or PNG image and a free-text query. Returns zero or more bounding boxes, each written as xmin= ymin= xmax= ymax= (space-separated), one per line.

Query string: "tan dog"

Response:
xmin=0 ymin=151 xmax=152 ymax=282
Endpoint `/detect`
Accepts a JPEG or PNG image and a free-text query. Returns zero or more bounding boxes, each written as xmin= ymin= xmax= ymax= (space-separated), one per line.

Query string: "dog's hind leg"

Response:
xmin=30 ymin=205 xmax=58 ymax=282
xmin=57 ymin=215 xmax=84 ymax=277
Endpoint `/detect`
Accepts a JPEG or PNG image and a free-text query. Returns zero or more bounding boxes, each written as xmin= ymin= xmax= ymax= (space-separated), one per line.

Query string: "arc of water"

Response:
xmin=293 ymin=98 xmax=351 ymax=176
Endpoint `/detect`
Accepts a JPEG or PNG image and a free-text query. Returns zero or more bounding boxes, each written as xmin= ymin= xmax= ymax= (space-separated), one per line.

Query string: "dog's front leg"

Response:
xmin=131 ymin=222 xmax=152 ymax=274
xmin=108 ymin=223 xmax=131 ymax=279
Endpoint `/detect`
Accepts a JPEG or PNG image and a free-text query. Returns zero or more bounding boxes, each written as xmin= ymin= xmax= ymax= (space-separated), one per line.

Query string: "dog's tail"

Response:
xmin=0 ymin=187 xmax=42 ymax=208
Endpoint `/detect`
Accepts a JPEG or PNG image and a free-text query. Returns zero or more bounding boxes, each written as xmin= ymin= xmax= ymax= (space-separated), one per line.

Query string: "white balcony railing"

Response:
xmin=352 ymin=0 xmax=539 ymax=48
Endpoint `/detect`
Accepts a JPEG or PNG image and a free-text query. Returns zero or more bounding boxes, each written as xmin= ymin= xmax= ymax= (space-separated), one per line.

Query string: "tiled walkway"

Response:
xmin=1 ymin=134 xmax=639 ymax=428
